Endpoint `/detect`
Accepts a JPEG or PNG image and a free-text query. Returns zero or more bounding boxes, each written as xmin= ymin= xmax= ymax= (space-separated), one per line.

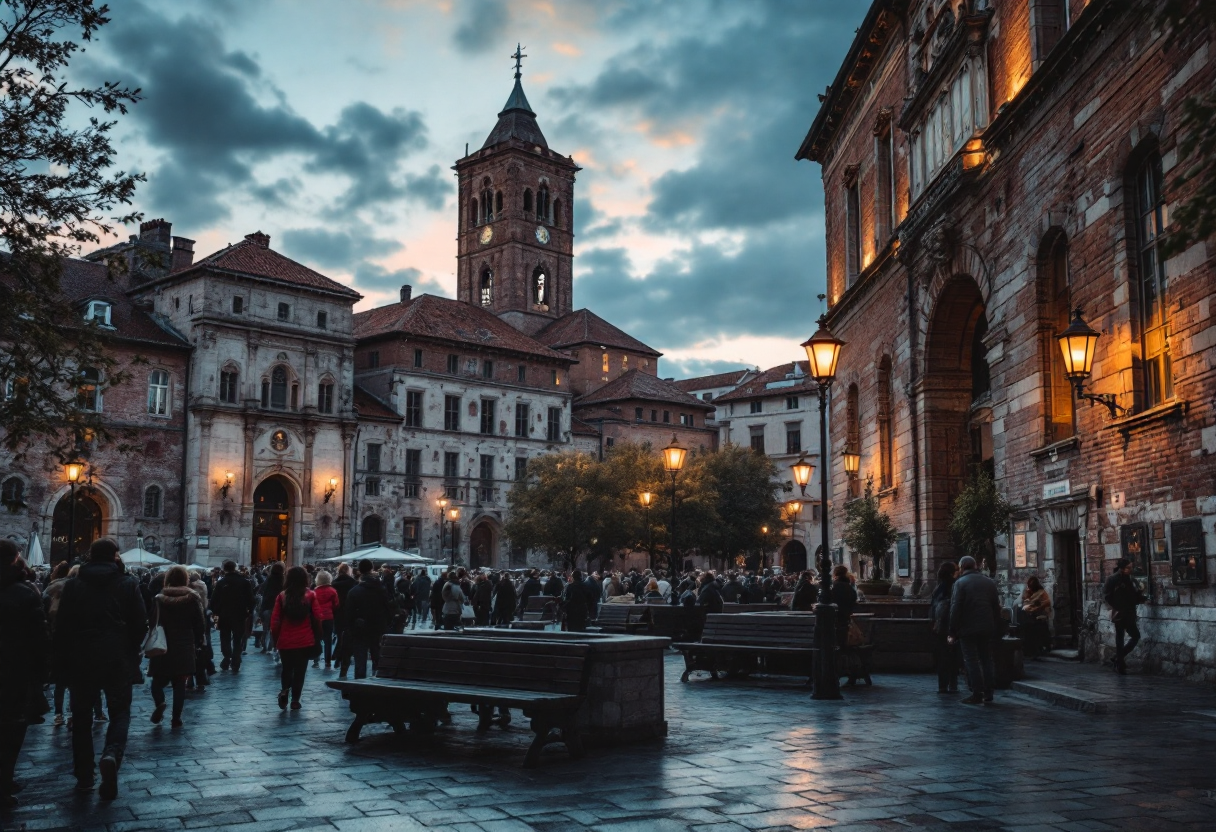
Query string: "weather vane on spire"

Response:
xmin=512 ymin=43 xmax=527 ymax=80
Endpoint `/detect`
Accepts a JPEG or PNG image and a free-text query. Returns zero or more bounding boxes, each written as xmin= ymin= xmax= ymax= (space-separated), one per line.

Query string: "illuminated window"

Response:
xmin=1133 ymin=152 xmax=1172 ymax=408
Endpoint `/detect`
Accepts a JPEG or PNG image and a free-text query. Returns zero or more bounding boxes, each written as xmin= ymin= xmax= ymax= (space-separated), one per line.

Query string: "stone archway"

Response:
xmin=922 ymin=274 xmax=989 ymax=574
xmin=51 ymin=492 xmax=103 ymax=564
xmin=252 ymin=476 xmax=292 ymax=565
xmin=781 ymin=539 xmax=808 ymax=574
xmin=469 ymin=521 xmax=495 ymax=570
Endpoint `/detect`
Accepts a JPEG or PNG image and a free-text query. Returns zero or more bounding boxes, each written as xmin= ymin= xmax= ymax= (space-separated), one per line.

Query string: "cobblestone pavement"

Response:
xmin=5 ymin=636 xmax=1216 ymax=832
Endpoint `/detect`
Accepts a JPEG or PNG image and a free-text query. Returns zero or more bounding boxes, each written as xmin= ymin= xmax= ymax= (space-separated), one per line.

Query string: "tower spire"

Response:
xmin=512 ymin=43 xmax=527 ymax=80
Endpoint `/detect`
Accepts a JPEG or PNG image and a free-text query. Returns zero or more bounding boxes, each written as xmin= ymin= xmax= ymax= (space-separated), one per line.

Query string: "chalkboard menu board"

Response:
xmin=1170 ymin=519 xmax=1208 ymax=586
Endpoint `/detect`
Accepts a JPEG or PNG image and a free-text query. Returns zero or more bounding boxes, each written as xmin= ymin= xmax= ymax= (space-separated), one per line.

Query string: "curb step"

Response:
xmin=1011 ymin=680 xmax=1111 ymax=714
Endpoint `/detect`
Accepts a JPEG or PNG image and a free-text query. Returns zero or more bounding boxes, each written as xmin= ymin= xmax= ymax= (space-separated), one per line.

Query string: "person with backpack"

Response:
xmin=269 ymin=566 xmax=320 ymax=710
xmin=1104 ymin=558 xmax=1147 ymax=674
xmin=929 ymin=561 xmax=959 ymax=694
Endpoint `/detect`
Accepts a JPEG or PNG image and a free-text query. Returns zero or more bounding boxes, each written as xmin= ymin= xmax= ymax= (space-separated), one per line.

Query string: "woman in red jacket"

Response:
xmin=270 ymin=566 xmax=318 ymax=710
xmin=312 ymin=570 xmax=339 ymax=670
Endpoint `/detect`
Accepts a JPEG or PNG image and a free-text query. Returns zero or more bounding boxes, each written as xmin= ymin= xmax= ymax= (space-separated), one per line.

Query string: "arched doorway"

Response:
xmin=361 ymin=515 xmax=383 ymax=545
xmin=252 ymin=477 xmax=291 ymax=565
xmin=469 ymin=522 xmax=494 ymax=570
xmin=51 ymin=493 xmax=102 ymax=564
xmin=782 ymin=539 xmax=808 ymax=574
xmin=923 ymin=275 xmax=989 ymax=574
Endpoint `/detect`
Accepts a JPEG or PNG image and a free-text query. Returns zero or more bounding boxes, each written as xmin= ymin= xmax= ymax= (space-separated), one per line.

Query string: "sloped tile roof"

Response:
xmin=354 ymin=293 xmax=574 ymax=362
xmin=353 ymin=385 xmax=400 ymax=422
xmin=54 ymin=258 xmax=191 ymax=349
xmin=483 ymin=77 xmax=548 ymax=149
xmin=570 ymin=416 xmax=602 ymax=437
xmin=536 ymin=308 xmax=660 ymax=357
xmin=168 ymin=234 xmax=362 ymax=299
xmin=575 ymin=369 xmax=715 ymax=411
xmin=673 ymin=368 xmax=755 ymax=393
xmin=714 ymin=361 xmax=817 ymax=404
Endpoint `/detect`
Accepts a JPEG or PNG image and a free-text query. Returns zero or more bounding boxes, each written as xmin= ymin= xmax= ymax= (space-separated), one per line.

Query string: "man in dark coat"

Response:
xmin=54 ymin=539 xmax=148 ymax=799
xmin=582 ymin=571 xmax=601 ymax=621
xmin=343 ymin=560 xmax=391 ymax=679
xmin=519 ymin=570 xmax=542 ymax=612
xmin=544 ymin=571 xmax=564 ymax=597
xmin=330 ymin=563 xmax=358 ymax=673
xmin=471 ymin=573 xmax=493 ymax=627
xmin=1103 ymin=558 xmax=1146 ymax=674
xmin=410 ymin=570 xmax=432 ymax=630
xmin=0 ymin=541 xmax=49 ymax=808
xmin=210 ymin=560 xmax=255 ymax=672
xmin=696 ymin=573 xmax=724 ymax=613
xmin=791 ymin=571 xmax=819 ymax=611
xmin=721 ymin=573 xmax=743 ymax=603
xmin=948 ymin=555 xmax=1002 ymax=705
xmin=492 ymin=572 xmax=517 ymax=625
xmin=562 ymin=570 xmax=593 ymax=632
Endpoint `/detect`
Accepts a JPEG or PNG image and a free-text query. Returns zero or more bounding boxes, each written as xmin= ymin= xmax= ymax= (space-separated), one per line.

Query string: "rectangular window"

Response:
xmin=413 ymin=348 xmax=423 ymax=368
xmin=402 ymin=519 xmax=419 ymax=549
xmin=750 ymin=401 xmax=762 ymax=414
xmin=220 ymin=370 xmax=238 ymax=404
xmin=364 ymin=477 xmax=381 ymax=497
xmin=483 ymin=360 xmax=494 ymax=379
xmin=444 ymin=451 xmax=460 ymax=479
xmin=606 ymin=437 xmax=615 ymax=448
xmin=702 ymin=392 xmax=713 ymax=401
xmin=480 ymin=399 xmax=496 ymax=435
xmin=1135 ymin=154 xmax=1173 ymax=408
xmin=405 ymin=448 xmax=421 ymax=478
xmin=663 ymin=410 xmax=670 ymax=423
xmin=547 ymin=407 xmax=562 ymax=441
xmin=651 ymin=409 xmax=657 ymax=422
xmin=515 ymin=402 xmax=530 ymax=437
xmin=447 ymin=354 xmax=459 ymax=374
xmin=1030 ymin=0 xmax=1067 ymax=66
xmin=786 ymin=396 xmax=799 ymax=410
xmin=875 ymin=125 xmax=894 ymax=245
xmin=812 ymin=504 xmax=822 ymax=523
xmin=515 ymin=457 xmax=529 ymax=481
xmin=405 ymin=391 xmax=423 ymax=427
xmin=232 ymin=296 xmax=244 ymax=314
xmin=552 ymin=369 xmax=560 ymax=387
xmin=602 ymin=353 xmax=609 ymax=374
xmin=366 ymin=443 xmax=382 ymax=472
xmin=277 ymin=302 xmax=290 ymax=321
xmin=316 ymin=311 xmax=328 ymax=329
xmin=147 ymin=370 xmax=169 ymax=416
xmin=750 ymin=426 xmax=765 ymax=454
xmin=368 ymin=351 xmax=380 ymax=369
xmin=480 ymin=454 xmax=494 ymax=481
xmin=635 ymin=407 xmax=644 ymax=421
xmin=786 ymin=427 xmax=801 ymax=456
xmin=846 ymin=180 xmax=861 ymax=283
xmin=444 ymin=395 xmax=461 ymax=431
xmin=143 ymin=487 xmax=162 ymax=518
xmin=517 ymin=364 xmax=526 ymax=383
xmin=291 ymin=383 xmax=299 ymax=410
xmin=318 ymin=382 xmax=334 ymax=414
xmin=77 ymin=368 xmax=102 ymax=412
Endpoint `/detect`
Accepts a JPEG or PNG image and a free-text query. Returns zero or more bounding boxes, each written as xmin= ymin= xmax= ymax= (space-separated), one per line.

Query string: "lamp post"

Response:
xmin=640 ymin=491 xmax=654 ymax=570
xmin=437 ymin=497 xmax=449 ymax=561
xmin=1057 ymin=308 xmax=1125 ymax=418
xmin=65 ymin=462 xmax=83 ymax=562
xmin=661 ymin=435 xmax=688 ymax=576
xmin=447 ymin=506 xmax=461 ymax=568
xmin=785 ymin=499 xmax=803 ymax=573
xmin=761 ymin=525 xmax=769 ymax=570
xmin=801 ymin=315 xmax=845 ymax=701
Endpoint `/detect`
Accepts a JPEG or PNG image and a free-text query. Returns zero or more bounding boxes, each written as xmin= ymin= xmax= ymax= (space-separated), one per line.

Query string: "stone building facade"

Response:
xmin=799 ymin=0 xmax=1216 ymax=678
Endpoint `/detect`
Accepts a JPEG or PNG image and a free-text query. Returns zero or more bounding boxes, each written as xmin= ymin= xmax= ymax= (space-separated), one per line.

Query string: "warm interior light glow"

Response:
xmin=801 ymin=318 xmax=845 ymax=383
xmin=786 ymin=499 xmax=802 ymax=517
xmin=791 ymin=454 xmax=814 ymax=492
xmin=662 ymin=435 xmax=687 ymax=474
xmin=438 ymin=497 xmax=449 ymax=510
xmin=66 ymin=463 xmax=82 ymax=483
xmin=640 ymin=491 xmax=653 ymax=507
xmin=1057 ymin=308 xmax=1101 ymax=381
xmin=448 ymin=507 xmax=461 ymax=521
xmin=842 ymin=449 xmax=861 ymax=476
xmin=328 ymin=477 xmax=338 ymax=488
xmin=225 ymin=471 xmax=235 ymax=483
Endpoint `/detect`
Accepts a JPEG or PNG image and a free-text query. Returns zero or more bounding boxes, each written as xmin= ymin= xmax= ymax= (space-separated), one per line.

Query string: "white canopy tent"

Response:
xmin=26 ymin=535 xmax=45 ymax=567
xmin=118 ymin=547 xmax=174 ymax=567
xmin=322 ymin=545 xmax=434 ymax=565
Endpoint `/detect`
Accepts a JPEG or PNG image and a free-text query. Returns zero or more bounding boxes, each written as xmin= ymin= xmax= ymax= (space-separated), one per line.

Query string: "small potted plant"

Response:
xmin=843 ymin=475 xmax=899 ymax=596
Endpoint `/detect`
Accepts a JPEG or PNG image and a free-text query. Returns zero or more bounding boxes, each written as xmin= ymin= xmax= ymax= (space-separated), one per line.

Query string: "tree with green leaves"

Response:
xmin=948 ymin=467 xmax=1013 ymax=576
xmin=0 ymin=1 xmax=143 ymax=460
xmin=842 ymin=475 xmax=899 ymax=582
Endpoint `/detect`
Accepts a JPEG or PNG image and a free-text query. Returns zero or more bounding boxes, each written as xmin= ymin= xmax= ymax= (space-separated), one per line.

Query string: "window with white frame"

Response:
xmin=84 ymin=300 xmax=112 ymax=326
xmin=147 ymin=370 xmax=170 ymax=416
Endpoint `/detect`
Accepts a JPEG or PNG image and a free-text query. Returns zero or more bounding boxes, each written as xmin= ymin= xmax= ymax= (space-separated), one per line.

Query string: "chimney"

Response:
xmin=170 ymin=237 xmax=195 ymax=272
xmin=139 ymin=218 xmax=172 ymax=250
xmin=400 ymin=284 xmax=412 ymax=302
xmin=244 ymin=231 xmax=271 ymax=248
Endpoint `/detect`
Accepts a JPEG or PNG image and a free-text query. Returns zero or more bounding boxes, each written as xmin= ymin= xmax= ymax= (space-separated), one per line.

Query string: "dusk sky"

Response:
xmin=81 ymin=1 xmax=863 ymax=377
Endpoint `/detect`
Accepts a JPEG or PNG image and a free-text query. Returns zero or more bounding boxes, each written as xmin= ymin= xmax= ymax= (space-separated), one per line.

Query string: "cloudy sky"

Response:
xmin=80 ymin=0 xmax=862 ymax=377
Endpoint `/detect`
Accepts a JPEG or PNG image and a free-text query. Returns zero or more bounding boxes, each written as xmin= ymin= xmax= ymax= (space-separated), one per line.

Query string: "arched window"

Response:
xmin=147 ymin=369 xmax=170 ymax=416
xmin=877 ymin=357 xmax=893 ymax=491
xmin=268 ymin=365 xmax=288 ymax=410
xmin=1134 ymin=151 xmax=1172 ymax=408
xmin=553 ymin=198 xmax=562 ymax=229
xmin=1 ymin=477 xmax=25 ymax=509
xmin=480 ymin=269 xmax=494 ymax=306
xmin=846 ymin=384 xmax=861 ymax=498
xmin=532 ymin=266 xmax=547 ymax=307
xmin=536 ymin=185 xmax=550 ymax=221
xmin=523 ymin=189 xmax=533 ymax=213
xmin=77 ymin=367 xmax=102 ymax=412
xmin=1043 ymin=232 xmax=1074 ymax=442
xmin=470 ymin=197 xmax=478 ymax=226
xmin=971 ymin=315 xmax=990 ymax=401
xmin=481 ymin=178 xmax=493 ymax=223
xmin=495 ymin=191 xmax=503 ymax=215
xmin=219 ymin=366 xmax=239 ymax=404
xmin=361 ymin=514 xmax=383 ymax=545
xmin=143 ymin=485 xmax=162 ymax=518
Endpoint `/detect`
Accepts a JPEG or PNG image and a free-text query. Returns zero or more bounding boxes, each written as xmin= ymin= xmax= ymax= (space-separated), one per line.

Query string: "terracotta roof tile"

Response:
xmin=714 ymin=362 xmax=817 ymax=404
xmin=354 ymin=294 xmax=574 ymax=362
xmin=673 ymin=368 xmax=755 ymax=393
xmin=575 ymin=369 xmax=715 ymax=411
xmin=50 ymin=258 xmax=190 ymax=349
xmin=570 ymin=416 xmax=602 ymax=437
xmin=536 ymin=309 xmax=661 ymax=357
xmin=168 ymin=234 xmax=361 ymax=299
xmin=353 ymin=385 xmax=400 ymax=421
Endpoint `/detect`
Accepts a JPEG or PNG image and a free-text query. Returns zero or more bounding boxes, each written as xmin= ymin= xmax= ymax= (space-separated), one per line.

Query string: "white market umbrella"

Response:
xmin=26 ymin=534 xmax=45 ymax=567
xmin=118 ymin=547 xmax=174 ymax=567
xmin=325 ymin=544 xmax=434 ymax=565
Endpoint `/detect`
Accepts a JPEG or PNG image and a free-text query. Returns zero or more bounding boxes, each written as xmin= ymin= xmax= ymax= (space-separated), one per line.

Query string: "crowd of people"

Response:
xmin=0 ymin=536 xmax=1146 ymax=807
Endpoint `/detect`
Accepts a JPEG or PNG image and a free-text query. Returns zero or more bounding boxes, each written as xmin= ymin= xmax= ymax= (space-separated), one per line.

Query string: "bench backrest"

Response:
xmin=377 ymin=633 xmax=589 ymax=695
xmin=521 ymin=596 xmax=560 ymax=621
xmin=700 ymin=613 xmax=816 ymax=648
xmin=719 ymin=603 xmax=783 ymax=614
xmin=594 ymin=604 xmax=642 ymax=624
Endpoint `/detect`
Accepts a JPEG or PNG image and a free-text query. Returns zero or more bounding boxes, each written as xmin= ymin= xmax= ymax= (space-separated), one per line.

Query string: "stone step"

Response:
xmin=1041 ymin=648 xmax=1080 ymax=661
xmin=1010 ymin=680 xmax=1112 ymax=714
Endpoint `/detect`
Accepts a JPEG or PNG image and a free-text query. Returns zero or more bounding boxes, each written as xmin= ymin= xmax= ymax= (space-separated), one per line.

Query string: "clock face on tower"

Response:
xmin=535 ymin=225 xmax=550 ymax=245
xmin=480 ymin=226 xmax=493 ymax=244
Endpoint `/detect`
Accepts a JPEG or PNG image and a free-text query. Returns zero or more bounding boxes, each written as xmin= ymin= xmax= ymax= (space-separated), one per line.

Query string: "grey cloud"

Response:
xmin=279 ymin=228 xmax=402 ymax=270
xmin=354 ymin=263 xmax=449 ymax=298
xmin=663 ymin=358 xmax=758 ymax=379
xmin=573 ymin=199 xmax=622 ymax=241
xmin=403 ymin=165 xmax=452 ymax=211
xmin=452 ymin=0 xmax=510 ymax=54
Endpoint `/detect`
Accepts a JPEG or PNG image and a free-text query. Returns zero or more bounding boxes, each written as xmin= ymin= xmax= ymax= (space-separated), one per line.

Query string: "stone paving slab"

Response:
xmin=3 ymin=637 xmax=1216 ymax=831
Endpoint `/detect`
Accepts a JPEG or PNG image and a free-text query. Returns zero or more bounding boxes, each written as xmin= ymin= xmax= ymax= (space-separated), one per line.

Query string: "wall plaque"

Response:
xmin=1121 ymin=523 xmax=1151 ymax=595
xmin=1170 ymin=519 xmax=1207 ymax=586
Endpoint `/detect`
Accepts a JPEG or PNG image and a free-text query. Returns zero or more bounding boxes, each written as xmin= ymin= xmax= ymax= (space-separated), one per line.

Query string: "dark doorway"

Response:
xmin=51 ymin=493 xmax=102 ymax=564
xmin=361 ymin=515 xmax=383 ymax=545
xmin=469 ymin=522 xmax=494 ymax=570
xmin=782 ymin=539 xmax=808 ymax=574
xmin=1053 ymin=531 xmax=1083 ymax=649
xmin=252 ymin=477 xmax=291 ymax=565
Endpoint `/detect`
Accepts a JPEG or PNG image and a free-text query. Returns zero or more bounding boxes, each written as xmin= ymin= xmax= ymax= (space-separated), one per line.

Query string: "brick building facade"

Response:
xmin=799 ymin=0 xmax=1216 ymax=678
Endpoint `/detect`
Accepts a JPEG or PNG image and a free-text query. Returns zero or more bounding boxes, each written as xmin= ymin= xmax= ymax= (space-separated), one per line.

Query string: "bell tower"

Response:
xmin=454 ymin=45 xmax=580 ymax=335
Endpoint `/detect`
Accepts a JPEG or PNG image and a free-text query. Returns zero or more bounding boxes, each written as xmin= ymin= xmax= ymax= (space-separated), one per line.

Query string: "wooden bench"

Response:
xmin=642 ymin=602 xmax=707 ymax=642
xmin=589 ymin=603 xmax=650 ymax=634
xmin=672 ymin=613 xmax=817 ymax=683
xmin=326 ymin=633 xmax=590 ymax=767
xmin=509 ymin=595 xmax=561 ymax=630
xmin=719 ymin=603 xmax=783 ymax=614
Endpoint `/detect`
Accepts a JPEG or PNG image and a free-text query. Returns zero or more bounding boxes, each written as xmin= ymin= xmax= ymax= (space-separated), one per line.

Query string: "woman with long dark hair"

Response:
xmin=260 ymin=562 xmax=285 ymax=662
xmin=270 ymin=566 xmax=318 ymax=710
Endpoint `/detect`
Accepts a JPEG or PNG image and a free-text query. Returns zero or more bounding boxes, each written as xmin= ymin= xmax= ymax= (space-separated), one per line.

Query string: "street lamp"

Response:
xmin=791 ymin=453 xmax=814 ymax=496
xmin=761 ymin=525 xmax=769 ymax=570
xmin=323 ymin=476 xmax=338 ymax=504
xmin=65 ymin=462 xmax=83 ymax=562
xmin=437 ymin=497 xmax=449 ymax=561
xmin=801 ymin=315 xmax=845 ymax=701
xmin=841 ymin=448 xmax=860 ymax=477
xmin=1056 ymin=308 xmax=1125 ymax=418
xmin=662 ymin=435 xmax=687 ymax=576
xmin=640 ymin=491 xmax=654 ymax=570
xmin=447 ymin=506 xmax=461 ymax=568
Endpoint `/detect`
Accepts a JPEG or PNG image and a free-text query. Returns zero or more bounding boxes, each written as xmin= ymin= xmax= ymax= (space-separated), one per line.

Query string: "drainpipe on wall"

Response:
xmin=178 ymin=354 xmax=191 ymax=564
